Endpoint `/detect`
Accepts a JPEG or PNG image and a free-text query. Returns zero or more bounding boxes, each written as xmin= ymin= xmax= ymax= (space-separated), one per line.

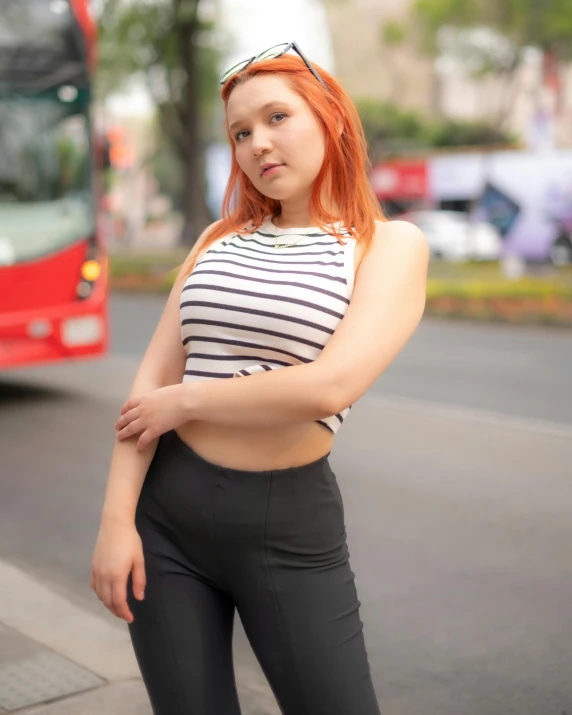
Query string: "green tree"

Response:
xmin=96 ymin=0 xmax=222 ymax=246
xmin=355 ymin=98 xmax=515 ymax=160
xmin=355 ymin=99 xmax=425 ymax=160
xmin=378 ymin=20 xmax=409 ymax=104
xmin=413 ymin=0 xmax=572 ymax=126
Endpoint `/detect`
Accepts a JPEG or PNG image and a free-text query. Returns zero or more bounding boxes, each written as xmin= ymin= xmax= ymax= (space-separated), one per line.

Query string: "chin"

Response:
xmin=255 ymin=185 xmax=293 ymax=201
xmin=256 ymin=181 xmax=310 ymax=203
xmin=260 ymin=189 xmax=292 ymax=201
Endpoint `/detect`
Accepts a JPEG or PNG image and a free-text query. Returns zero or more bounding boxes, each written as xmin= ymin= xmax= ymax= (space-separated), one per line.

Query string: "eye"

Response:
xmin=270 ymin=112 xmax=287 ymax=124
xmin=233 ymin=112 xmax=287 ymax=142
xmin=234 ymin=129 xmax=250 ymax=142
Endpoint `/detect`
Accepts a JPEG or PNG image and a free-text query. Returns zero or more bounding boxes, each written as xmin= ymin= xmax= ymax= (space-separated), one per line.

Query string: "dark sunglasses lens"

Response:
xmin=256 ymin=43 xmax=290 ymax=62
xmin=220 ymin=59 xmax=251 ymax=84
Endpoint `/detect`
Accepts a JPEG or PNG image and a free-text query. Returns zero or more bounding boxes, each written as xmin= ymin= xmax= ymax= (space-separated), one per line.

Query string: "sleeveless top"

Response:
xmin=179 ymin=216 xmax=358 ymax=434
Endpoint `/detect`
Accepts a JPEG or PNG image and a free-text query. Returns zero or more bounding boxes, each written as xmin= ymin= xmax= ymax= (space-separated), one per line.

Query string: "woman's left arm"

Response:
xmin=115 ymin=221 xmax=429 ymax=449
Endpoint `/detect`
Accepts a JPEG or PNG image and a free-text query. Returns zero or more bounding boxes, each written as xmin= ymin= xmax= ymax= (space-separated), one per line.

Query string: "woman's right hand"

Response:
xmin=90 ymin=521 xmax=146 ymax=623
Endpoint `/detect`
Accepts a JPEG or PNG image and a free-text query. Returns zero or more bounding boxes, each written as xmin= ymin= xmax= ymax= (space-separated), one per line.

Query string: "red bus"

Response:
xmin=0 ymin=0 xmax=108 ymax=370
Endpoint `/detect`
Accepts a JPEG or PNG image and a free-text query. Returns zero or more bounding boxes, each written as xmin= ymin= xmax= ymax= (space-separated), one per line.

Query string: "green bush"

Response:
xmin=354 ymin=98 xmax=518 ymax=160
xmin=426 ymin=278 xmax=572 ymax=299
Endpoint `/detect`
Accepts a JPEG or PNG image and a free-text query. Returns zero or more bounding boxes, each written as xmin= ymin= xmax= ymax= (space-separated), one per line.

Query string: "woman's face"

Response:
xmin=226 ymin=74 xmax=326 ymax=203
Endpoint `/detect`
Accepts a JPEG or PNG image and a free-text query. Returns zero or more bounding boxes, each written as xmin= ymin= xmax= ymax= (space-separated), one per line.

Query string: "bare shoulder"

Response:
xmin=354 ymin=219 xmax=428 ymax=278
xmin=354 ymin=219 xmax=429 ymax=286
xmin=373 ymin=219 xmax=429 ymax=256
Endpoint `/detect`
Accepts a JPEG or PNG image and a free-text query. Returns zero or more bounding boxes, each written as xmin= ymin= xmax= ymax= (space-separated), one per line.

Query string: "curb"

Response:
xmin=10 ymin=682 xmax=151 ymax=715
xmin=0 ymin=560 xmax=139 ymax=683
xmin=0 ymin=560 xmax=281 ymax=714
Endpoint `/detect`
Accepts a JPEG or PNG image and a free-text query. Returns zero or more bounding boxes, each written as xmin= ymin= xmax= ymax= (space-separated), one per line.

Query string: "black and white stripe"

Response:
xmin=180 ymin=219 xmax=357 ymax=434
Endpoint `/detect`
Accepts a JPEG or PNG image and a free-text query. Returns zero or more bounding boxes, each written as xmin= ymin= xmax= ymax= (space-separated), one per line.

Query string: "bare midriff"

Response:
xmin=175 ymin=237 xmax=367 ymax=471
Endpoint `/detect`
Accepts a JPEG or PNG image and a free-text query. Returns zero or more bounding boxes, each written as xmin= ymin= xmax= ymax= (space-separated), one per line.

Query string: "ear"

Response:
xmin=337 ymin=116 xmax=344 ymax=137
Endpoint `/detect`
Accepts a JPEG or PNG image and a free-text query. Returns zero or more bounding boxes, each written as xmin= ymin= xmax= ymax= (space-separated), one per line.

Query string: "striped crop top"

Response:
xmin=180 ymin=216 xmax=357 ymax=434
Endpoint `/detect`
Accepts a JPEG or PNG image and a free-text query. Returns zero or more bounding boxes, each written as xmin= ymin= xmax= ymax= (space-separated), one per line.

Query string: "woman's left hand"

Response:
xmin=114 ymin=385 xmax=188 ymax=451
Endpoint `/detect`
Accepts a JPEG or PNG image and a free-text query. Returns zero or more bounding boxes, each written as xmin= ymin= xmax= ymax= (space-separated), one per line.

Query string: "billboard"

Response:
xmin=372 ymin=150 xmax=572 ymax=262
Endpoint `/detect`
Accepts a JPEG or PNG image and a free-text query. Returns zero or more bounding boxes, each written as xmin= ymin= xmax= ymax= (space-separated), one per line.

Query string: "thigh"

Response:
xmin=127 ymin=518 xmax=241 ymax=715
xmin=236 ymin=464 xmax=381 ymax=715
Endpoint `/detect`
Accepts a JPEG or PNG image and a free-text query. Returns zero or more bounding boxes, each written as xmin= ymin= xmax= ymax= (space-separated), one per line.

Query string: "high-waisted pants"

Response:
xmin=127 ymin=429 xmax=381 ymax=715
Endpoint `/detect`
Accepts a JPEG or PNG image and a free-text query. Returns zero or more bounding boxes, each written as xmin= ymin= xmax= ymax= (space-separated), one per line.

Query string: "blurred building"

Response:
xmin=324 ymin=0 xmax=572 ymax=148
xmin=439 ymin=49 xmax=572 ymax=149
xmin=324 ymin=0 xmax=437 ymax=115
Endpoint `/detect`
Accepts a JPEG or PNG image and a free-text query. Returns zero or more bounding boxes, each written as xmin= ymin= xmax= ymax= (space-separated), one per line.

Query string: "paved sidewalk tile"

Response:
xmin=14 ymin=681 xmax=151 ymax=715
xmin=15 ymin=679 xmax=279 ymax=715
xmin=0 ymin=561 xmax=138 ymax=683
xmin=0 ymin=560 xmax=280 ymax=714
xmin=0 ymin=625 xmax=104 ymax=712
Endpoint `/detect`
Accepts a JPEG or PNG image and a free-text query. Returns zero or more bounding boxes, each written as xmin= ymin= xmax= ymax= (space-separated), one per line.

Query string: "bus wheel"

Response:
xmin=549 ymin=233 xmax=572 ymax=266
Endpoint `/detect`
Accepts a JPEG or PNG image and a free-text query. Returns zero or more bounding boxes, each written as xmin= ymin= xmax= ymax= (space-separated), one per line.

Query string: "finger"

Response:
xmin=102 ymin=578 xmax=122 ymax=620
xmin=116 ymin=418 xmax=144 ymax=441
xmin=104 ymin=586 xmax=124 ymax=621
xmin=132 ymin=555 xmax=146 ymax=601
xmin=137 ymin=429 xmax=156 ymax=451
xmin=111 ymin=578 xmax=133 ymax=623
xmin=101 ymin=581 xmax=114 ymax=613
xmin=120 ymin=397 xmax=140 ymax=416
xmin=115 ymin=407 xmax=140 ymax=431
xmin=93 ymin=574 xmax=106 ymax=603
xmin=93 ymin=575 xmax=103 ymax=601
xmin=89 ymin=570 xmax=96 ymax=592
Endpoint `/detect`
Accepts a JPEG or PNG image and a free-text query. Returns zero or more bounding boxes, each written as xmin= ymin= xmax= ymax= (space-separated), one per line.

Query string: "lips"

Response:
xmin=261 ymin=163 xmax=284 ymax=176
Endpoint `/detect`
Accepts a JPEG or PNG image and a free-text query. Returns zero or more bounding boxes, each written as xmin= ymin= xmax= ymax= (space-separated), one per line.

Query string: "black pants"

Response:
xmin=127 ymin=430 xmax=380 ymax=715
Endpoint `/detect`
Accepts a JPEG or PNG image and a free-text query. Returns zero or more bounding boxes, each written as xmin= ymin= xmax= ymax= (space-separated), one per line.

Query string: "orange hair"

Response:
xmin=181 ymin=54 xmax=386 ymax=277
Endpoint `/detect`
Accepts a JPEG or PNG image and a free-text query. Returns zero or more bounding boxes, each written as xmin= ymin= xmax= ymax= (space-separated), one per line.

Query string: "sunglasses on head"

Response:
xmin=219 ymin=41 xmax=329 ymax=91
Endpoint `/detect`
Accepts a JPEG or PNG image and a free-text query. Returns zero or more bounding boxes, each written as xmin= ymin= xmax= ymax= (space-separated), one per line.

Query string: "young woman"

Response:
xmin=91 ymin=42 xmax=428 ymax=715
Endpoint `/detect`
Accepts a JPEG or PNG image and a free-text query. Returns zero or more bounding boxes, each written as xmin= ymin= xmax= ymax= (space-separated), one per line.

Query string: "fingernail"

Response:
xmin=139 ymin=591 xmax=145 ymax=599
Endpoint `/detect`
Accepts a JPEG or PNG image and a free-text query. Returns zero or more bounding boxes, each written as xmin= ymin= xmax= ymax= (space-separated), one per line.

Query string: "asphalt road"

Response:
xmin=1 ymin=294 xmax=571 ymax=715
xmin=110 ymin=293 xmax=572 ymax=426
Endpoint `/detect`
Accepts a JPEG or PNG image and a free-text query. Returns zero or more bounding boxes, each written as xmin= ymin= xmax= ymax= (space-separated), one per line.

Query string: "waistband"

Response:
xmin=168 ymin=429 xmax=331 ymax=479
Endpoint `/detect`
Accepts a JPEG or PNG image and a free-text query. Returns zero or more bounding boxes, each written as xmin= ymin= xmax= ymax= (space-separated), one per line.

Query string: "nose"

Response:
xmin=250 ymin=127 xmax=272 ymax=158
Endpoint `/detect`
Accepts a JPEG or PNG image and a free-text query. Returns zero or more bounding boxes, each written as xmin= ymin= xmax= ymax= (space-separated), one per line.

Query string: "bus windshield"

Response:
xmin=0 ymin=89 xmax=94 ymax=265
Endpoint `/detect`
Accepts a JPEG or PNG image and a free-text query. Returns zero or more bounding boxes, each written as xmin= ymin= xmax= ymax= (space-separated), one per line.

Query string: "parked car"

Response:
xmin=398 ymin=210 xmax=502 ymax=261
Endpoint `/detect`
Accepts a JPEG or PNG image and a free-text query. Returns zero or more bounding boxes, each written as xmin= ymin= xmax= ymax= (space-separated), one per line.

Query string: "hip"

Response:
xmin=138 ymin=430 xmax=346 ymax=567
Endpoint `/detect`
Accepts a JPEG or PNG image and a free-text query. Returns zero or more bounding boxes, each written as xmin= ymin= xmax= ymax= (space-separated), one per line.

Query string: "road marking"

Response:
xmin=366 ymin=393 xmax=572 ymax=441
xmin=396 ymin=347 xmax=536 ymax=369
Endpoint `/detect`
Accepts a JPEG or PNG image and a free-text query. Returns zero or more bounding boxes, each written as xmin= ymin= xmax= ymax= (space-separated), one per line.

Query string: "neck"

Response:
xmin=274 ymin=190 xmax=340 ymax=230
xmin=273 ymin=202 xmax=313 ymax=230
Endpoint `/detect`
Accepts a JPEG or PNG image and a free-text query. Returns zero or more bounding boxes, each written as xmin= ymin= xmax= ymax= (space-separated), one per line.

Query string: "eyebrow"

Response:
xmin=228 ymin=101 xmax=291 ymax=133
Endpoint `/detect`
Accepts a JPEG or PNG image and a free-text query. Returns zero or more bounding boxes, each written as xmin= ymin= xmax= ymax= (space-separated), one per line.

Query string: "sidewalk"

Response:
xmin=0 ymin=560 xmax=278 ymax=714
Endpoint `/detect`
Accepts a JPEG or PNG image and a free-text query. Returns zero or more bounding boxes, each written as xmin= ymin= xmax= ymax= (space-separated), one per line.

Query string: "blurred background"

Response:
xmin=0 ymin=1 xmax=571 ymax=714
xmin=98 ymin=0 xmax=572 ymax=325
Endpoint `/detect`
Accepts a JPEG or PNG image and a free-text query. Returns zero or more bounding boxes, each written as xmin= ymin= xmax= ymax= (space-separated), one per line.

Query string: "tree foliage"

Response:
xmin=355 ymin=98 xmax=517 ymax=160
xmin=96 ymin=0 xmax=222 ymax=244
xmin=413 ymin=0 xmax=572 ymax=69
xmin=413 ymin=0 xmax=572 ymax=59
xmin=411 ymin=0 xmax=572 ymax=128
xmin=381 ymin=20 xmax=407 ymax=48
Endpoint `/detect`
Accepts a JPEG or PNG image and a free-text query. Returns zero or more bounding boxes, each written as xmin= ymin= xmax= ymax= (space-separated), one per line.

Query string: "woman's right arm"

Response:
xmin=91 ymin=223 xmax=217 ymax=623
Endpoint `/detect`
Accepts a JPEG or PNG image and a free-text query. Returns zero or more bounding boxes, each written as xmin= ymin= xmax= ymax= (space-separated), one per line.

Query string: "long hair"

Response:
xmin=181 ymin=54 xmax=386 ymax=277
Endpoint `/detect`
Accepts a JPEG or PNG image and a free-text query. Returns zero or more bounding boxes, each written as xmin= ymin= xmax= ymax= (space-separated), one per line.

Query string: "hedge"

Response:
xmin=108 ymin=255 xmax=572 ymax=326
